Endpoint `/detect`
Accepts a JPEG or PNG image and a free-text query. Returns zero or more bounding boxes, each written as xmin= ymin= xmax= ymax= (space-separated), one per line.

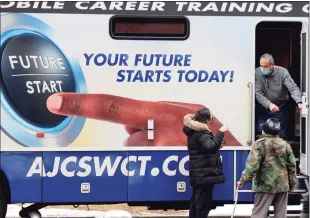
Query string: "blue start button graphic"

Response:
xmin=1 ymin=33 xmax=76 ymax=128
xmin=0 ymin=13 xmax=87 ymax=147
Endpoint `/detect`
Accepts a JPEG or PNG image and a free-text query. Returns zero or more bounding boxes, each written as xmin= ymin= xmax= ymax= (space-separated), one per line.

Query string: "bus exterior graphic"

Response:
xmin=0 ymin=1 xmax=309 ymax=217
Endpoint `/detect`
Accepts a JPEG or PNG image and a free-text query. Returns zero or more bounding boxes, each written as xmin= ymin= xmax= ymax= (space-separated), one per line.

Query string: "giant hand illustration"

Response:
xmin=47 ymin=93 xmax=240 ymax=146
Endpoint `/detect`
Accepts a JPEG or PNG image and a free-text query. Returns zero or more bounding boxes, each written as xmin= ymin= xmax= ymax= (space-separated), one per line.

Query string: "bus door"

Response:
xmin=300 ymin=22 xmax=309 ymax=176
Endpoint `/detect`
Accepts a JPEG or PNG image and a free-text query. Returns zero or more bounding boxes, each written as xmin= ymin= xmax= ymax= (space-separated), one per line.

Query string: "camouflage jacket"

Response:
xmin=239 ymin=134 xmax=297 ymax=193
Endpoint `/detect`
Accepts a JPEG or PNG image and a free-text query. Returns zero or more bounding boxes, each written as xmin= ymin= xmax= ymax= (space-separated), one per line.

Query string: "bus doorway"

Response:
xmin=255 ymin=21 xmax=308 ymax=207
xmin=255 ymin=21 xmax=302 ymax=155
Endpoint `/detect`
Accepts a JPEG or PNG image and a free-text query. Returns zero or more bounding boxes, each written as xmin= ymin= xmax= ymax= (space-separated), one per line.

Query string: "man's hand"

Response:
xmin=220 ymin=142 xmax=224 ymax=149
xmin=219 ymin=125 xmax=229 ymax=132
xmin=298 ymin=103 xmax=302 ymax=112
xmin=269 ymin=103 xmax=280 ymax=112
xmin=237 ymin=181 xmax=243 ymax=188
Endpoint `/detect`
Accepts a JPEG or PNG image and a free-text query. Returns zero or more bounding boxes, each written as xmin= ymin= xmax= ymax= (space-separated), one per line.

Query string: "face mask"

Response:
xmin=261 ymin=68 xmax=271 ymax=75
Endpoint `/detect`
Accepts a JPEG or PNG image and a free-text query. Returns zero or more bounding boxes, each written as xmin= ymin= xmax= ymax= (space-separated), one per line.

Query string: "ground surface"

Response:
xmin=47 ymin=204 xmax=187 ymax=215
xmin=7 ymin=204 xmax=303 ymax=218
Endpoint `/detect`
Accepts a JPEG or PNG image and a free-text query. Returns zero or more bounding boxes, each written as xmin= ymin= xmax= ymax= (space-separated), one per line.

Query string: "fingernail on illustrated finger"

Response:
xmin=47 ymin=95 xmax=63 ymax=111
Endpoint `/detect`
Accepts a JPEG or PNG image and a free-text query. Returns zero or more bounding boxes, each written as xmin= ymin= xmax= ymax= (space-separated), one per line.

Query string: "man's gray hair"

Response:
xmin=260 ymin=53 xmax=274 ymax=65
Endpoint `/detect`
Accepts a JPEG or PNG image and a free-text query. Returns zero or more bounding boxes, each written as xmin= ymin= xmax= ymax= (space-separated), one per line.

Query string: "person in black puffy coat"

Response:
xmin=183 ymin=108 xmax=228 ymax=218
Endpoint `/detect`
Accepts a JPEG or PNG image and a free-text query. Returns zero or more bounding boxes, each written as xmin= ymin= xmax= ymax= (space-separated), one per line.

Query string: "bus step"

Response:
xmin=297 ymin=175 xmax=308 ymax=179
xmin=290 ymin=190 xmax=307 ymax=194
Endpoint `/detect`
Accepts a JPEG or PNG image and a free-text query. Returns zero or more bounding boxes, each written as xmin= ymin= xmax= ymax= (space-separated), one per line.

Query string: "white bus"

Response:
xmin=0 ymin=1 xmax=309 ymax=217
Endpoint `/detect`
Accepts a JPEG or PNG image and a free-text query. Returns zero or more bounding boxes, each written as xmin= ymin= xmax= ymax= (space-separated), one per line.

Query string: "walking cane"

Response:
xmin=231 ymin=187 xmax=239 ymax=218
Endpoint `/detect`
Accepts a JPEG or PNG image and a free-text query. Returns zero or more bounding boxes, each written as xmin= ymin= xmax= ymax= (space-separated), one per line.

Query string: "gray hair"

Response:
xmin=260 ymin=53 xmax=274 ymax=65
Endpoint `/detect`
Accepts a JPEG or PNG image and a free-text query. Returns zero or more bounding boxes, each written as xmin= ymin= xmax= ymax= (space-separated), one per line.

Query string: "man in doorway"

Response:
xmin=255 ymin=53 xmax=303 ymax=140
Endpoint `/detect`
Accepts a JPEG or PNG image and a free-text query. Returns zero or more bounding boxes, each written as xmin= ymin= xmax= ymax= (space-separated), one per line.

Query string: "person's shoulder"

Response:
xmin=280 ymin=138 xmax=293 ymax=150
xmin=193 ymin=130 xmax=211 ymax=138
xmin=255 ymin=136 xmax=266 ymax=143
xmin=255 ymin=67 xmax=261 ymax=74
xmin=277 ymin=137 xmax=288 ymax=143
xmin=199 ymin=130 xmax=213 ymax=136
xmin=255 ymin=68 xmax=262 ymax=78
xmin=275 ymin=137 xmax=290 ymax=148
xmin=252 ymin=137 xmax=266 ymax=149
xmin=274 ymin=65 xmax=289 ymax=74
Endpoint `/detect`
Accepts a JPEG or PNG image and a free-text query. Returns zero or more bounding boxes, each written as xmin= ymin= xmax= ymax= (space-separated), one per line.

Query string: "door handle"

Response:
xmin=301 ymin=96 xmax=308 ymax=115
xmin=247 ymin=82 xmax=254 ymax=145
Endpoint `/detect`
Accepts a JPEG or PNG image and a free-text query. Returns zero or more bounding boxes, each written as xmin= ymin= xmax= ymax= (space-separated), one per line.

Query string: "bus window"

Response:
xmin=109 ymin=16 xmax=190 ymax=40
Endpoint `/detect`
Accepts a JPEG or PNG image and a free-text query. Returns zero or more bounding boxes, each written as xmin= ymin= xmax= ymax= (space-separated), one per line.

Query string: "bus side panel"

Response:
xmin=127 ymin=151 xmax=191 ymax=202
xmin=0 ymin=152 xmax=42 ymax=203
xmin=127 ymin=150 xmax=234 ymax=202
xmin=41 ymin=151 xmax=128 ymax=203
xmin=236 ymin=150 xmax=253 ymax=202
xmin=213 ymin=150 xmax=234 ymax=201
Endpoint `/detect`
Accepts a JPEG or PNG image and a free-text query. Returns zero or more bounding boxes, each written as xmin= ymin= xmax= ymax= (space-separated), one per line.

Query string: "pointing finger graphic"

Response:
xmin=47 ymin=93 xmax=240 ymax=146
xmin=47 ymin=93 xmax=159 ymax=129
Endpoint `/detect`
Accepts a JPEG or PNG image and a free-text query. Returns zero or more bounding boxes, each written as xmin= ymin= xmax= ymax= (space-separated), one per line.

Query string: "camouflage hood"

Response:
xmin=263 ymin=134 xmax=286 ymax=157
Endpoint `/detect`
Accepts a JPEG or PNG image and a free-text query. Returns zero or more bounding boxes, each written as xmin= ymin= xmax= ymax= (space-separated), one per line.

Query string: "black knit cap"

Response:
xmin=262 ymin=118 xmax=281 ymax=135
xmin=194 ymin=108 xmax=211 ymax=124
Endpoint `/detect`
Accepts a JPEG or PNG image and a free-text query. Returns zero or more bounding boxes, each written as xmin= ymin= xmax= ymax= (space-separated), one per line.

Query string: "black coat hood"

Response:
xmin=183 ymin=114 xmax=210 ymax=136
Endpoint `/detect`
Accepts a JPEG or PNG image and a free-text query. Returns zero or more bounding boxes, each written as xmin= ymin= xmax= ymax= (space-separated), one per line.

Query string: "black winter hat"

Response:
xmin=194 ymin=108 xmax=211 ymax=124
xmin=262 ymin=118 xmax=281 ymax=135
